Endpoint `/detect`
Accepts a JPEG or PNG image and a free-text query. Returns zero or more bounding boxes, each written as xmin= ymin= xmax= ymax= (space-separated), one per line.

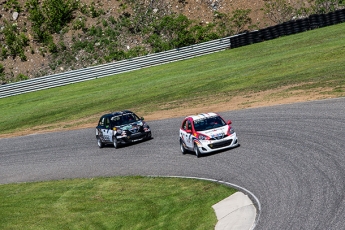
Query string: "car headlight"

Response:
xmin=228 ymin=127 xmax=235 ymax=135
xmin=197 ymin=133 xmax=209 ymax=140
xmin=116 ymin=129 xmax=122 ymax=134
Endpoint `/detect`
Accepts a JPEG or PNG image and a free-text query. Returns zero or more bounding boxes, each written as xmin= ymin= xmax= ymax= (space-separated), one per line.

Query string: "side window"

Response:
xmin=187 ymin=120 xmax=192 ymax=130
xmin=99 ymin=117 xmax=105 ymax=127
xmin=182 ymin=120 xmax=187 ymax=130
xmin=105 ymin=118 xmax=110 ymax=128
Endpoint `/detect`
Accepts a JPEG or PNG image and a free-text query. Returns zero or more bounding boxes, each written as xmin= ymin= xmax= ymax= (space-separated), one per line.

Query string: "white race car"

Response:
xmin=179 ymin=112 xmax=239 ymax=157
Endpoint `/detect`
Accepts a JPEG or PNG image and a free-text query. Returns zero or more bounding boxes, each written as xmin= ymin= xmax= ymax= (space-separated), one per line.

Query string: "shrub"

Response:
xmin=4 ymin=0 xmax=21 ymax=12
xmin=73 ymin=17 xmax=86 ymax=30
xmin=15 ymin=73 xmax=29 ymax=82
xmin=26 ymin=0 xmax=78 ymax=40
xmin=2 ymin=21 xmax=29 ymax=60
xmin=89 ymin=2 xmax=104 ymax=18
xmin=230 ymin=9 xmax=253 ymax=34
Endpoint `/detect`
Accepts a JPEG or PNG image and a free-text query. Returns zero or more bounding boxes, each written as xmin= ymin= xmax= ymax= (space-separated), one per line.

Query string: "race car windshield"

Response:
xmin=194 ymin=116 xmax=226 ymax=131
xmin=111 ymin=113 xmax=140 ymax=126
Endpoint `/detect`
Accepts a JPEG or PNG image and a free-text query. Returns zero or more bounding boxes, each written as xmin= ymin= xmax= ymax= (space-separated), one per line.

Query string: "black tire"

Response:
xmin=113 ymin=136 xmax=119 ymax=149
xmin=146 ymin=132 xmax=152 ymax=140
xmin=194 ymin=144 xmax=201 ymax=158
xmin=180 ymin=139 xmax=187 ymax=154
xmin=97 ymin=137 xmax=104 ymax=148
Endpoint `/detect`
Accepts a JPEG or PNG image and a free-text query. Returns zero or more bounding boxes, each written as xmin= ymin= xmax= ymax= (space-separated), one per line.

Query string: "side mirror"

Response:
xmin=227 ymin=120 xmax=232 ymax=125
xmin=186 ymin=129 xmax=192 ymax=134
xmin=141 ymin=117 xmax=144 ymax=120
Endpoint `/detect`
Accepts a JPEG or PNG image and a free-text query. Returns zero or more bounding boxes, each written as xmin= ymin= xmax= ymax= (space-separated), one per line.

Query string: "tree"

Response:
xmin=230 ymin=9 xmax=252 ymax=34
xmin=262 ymin=0 xmax=295 ymax=24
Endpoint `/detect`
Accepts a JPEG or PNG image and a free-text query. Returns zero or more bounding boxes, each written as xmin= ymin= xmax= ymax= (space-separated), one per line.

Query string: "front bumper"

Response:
xmin=196 ymin=133 xmax=239 ymax=154
xmin=117 ymin=131 xmax=151 ymax=144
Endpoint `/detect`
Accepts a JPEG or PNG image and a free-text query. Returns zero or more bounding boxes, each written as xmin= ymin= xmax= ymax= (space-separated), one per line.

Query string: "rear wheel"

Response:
xmin=97 ymin=137 xmax=104 ymax=148
xmin=194 ymin=144 xmax=201 ymax=158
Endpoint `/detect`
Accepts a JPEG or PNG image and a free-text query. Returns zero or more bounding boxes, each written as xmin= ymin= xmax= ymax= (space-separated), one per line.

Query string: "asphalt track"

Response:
xmin=1 ymin=97 xmax=345 ymax=229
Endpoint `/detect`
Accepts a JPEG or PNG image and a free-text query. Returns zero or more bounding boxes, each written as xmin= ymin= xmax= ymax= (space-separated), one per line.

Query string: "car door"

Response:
xmin=180 ymin=118 xmax=194 ymax=149
xmin=97 ymin=116 xmax=112 ymax=143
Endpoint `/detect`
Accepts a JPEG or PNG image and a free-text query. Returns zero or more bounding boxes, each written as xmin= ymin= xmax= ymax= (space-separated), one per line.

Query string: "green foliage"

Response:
xmin=4 ymin=0 xmax=21 ymax=12
xmin=48 ymin=41 xmax=58 ymax=53
xmin=213 ymin=9 xmax=253 ymax=36
xmin=190 ymin=24 xmax=220 ymax=43
xmin=213 ymin=11 xmax=234 ymax=37
xmin=79 ymin=1 xmax=104 ymax=18
xmin=26 ymin=0 xmax=78 ymax=40
xmin=262 ymin=0 xmax=295 ymax=24
xmin=146 ymin=14 xmax=192 ymax=51
xmin=42 ymin=0 xmax=78 ymax=33
xmin=87 ymin=25 xmax=103 ymax=37
xmin=126 ymin=46 xmax=149 ymax=59
xmin=102 ymin=19 xmax=108 ymax=27
xmin=15 ymin=73 xmax=29 ymax=82
xmin=89 ymin=2 xmax=104 ymax=18
xmin=79 ymin=3 xmax=89 ymax=15
xmin=145 ymin=33 xmax=171 ymax=53
xmin=109 ymin=16 xmax=116 ymax=24
xmin=58 ymin=41 xmax=67 ymax=51
xmin=72 ymin=17 xmax=86 ymax=30
xmin=147 ymin=14 xmax=221 ymax=51
xmin=0 ymin=47 xmax=8 ymax=60
xmin=2 ymin=21 xmax=28 ymax=60
xmin=25 ymin=0 xmax=49 ymax=42
xmin=308 ymin=0 xmax=345 ymax=14
xmin=230 ymin=9 xmax=252 ymax=34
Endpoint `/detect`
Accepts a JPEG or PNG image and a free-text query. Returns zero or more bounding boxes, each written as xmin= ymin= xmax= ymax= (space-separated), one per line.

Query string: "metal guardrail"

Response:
xmin=0 ymin=37 xmax=231 ymax=98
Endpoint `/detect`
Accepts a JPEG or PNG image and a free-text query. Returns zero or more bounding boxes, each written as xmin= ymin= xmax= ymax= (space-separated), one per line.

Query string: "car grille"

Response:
xmin=208 ymin=139 xmax=232 ymax=149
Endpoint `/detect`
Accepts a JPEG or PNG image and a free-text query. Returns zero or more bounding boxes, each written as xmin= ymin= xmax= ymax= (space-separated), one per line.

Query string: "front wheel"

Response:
xmin=113 ymin=136 xmax=119 ymax=149
xmin=97 ymin=137 xmax=104 ymax=148
xmin=180 ymin=140 xmax=187 ymax=154
xmin=146 ymin=132 xmax=152 ymax=140
xmin=194 ymin=144 xmax=201 ymax=158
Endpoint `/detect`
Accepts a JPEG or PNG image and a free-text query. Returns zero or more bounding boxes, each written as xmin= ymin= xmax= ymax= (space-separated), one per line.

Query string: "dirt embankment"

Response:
xmin=1 ymin=0 xmax=269 ymax=80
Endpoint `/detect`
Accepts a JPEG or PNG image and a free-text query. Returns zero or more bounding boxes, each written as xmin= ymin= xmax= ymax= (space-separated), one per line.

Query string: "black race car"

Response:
xmin=96 ymin=110 xmax=152 ymax=148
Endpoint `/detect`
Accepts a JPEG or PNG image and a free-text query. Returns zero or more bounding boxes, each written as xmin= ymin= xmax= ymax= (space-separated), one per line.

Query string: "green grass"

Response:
xmin=0 ymin=176 xmax=236 ymax=230
xmin=1 ymin=23 xmax=345 ymax=135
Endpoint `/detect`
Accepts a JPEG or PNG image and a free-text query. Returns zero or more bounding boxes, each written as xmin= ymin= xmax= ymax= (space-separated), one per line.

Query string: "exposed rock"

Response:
xmin=12 ymin=12 xmax=19 ymax=20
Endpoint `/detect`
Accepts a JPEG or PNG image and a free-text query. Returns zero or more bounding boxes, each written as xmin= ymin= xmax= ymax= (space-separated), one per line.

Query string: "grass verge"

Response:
xmin=0 ymin=23 xmax=345 ymax=136
xmin=0 ymin=176 xmax=236 ymax=229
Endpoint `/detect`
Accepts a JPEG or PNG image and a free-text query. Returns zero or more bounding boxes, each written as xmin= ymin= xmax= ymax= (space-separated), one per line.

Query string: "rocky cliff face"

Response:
xmin=0 ymin=0 xmax=268 ymax=82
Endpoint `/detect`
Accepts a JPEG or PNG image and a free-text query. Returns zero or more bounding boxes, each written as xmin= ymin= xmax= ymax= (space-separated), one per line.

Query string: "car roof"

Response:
xmin=101 ymin=110 xmax=135 ymax=118
xmin=186 ymin=112 xmax=219 ymax=121
xmin=111 ymin=110 xmax=134 ymax=116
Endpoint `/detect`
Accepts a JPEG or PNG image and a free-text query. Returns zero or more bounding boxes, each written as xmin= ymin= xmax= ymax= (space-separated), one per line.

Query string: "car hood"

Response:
xmin=116 ymin=121 xmax=143 ymax=130
xmin=198 ymin=126 xmax=228 ymax=138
